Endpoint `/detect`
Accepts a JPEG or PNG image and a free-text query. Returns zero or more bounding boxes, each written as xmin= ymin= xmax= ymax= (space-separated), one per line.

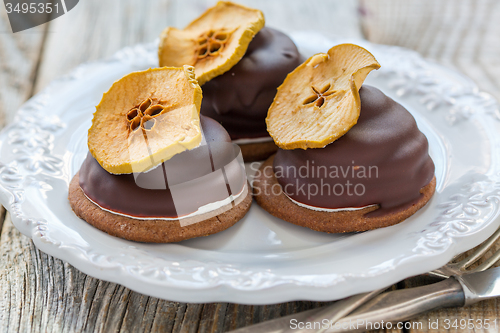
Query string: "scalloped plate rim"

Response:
xmin=0 ymin=32 xmax=499 ymax=304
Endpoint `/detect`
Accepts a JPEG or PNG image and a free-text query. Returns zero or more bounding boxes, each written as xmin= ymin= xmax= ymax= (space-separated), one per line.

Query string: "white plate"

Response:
xmin=1 ymin=32 xmax=500 ymax=305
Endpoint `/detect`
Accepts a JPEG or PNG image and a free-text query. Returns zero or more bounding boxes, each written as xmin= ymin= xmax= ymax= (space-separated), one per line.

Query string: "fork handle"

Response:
xmin=328 ymin=278 xmax=465 ymax=332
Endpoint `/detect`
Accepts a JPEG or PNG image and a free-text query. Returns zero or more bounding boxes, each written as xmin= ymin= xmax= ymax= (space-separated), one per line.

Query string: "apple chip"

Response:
xmin=158 ymin=1 xmax=264 ymax=85
xmin=88 ymin=66 xmax=202 ymax=174
xmin=266 ymin=44 xmax=381 ymax=150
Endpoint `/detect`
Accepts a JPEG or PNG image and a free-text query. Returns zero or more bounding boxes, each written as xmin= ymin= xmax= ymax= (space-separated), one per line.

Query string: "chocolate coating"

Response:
xmin=273 ymin=85 xmax=435 ymax=216
xmin=79 ymin=116 xmax=246 ymax=219
xmin=200 ymin=27 xmax=302 ymax=139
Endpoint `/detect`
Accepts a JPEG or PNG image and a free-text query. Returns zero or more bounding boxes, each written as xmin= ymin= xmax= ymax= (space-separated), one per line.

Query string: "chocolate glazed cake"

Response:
xmin=201 ymin=27 xmax=302 ymax=161
xmin=69 ymin=116 xmax=252 ymax=243
xmin=254 ymin=86 xmax=436 ymax=233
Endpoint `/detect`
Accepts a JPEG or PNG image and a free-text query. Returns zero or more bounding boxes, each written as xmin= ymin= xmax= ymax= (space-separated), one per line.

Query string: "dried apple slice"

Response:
xmin=88 ymin=65 xmax=202 ymax=174
xmin=158 ymin=1 xmax=264 ymax=85
xmin=266 ymin=44 xmax=381 ymax=150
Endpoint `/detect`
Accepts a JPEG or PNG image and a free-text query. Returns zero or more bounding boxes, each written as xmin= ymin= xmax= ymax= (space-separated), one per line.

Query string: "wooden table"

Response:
xmin=1 ymin=0 xmax=499 ymax=331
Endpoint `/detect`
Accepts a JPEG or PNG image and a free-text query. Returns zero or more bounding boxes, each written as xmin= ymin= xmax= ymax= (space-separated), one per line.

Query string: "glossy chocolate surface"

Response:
xmin=79 ymin=116 xmax=246 ymax=219
xmin=200 ymin=27 xmax=302 ymax=139
xmin=273 ymin=85 xmax=435 ymax=216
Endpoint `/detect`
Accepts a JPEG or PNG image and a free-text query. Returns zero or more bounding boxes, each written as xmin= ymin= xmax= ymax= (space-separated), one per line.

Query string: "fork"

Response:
xmin=228 ymin=224 xmax=500 ymax=333
xmin=429 ymin=225 xmax=500 ymax=279
xmin=304 ymin=224 xmax=500 ymax=333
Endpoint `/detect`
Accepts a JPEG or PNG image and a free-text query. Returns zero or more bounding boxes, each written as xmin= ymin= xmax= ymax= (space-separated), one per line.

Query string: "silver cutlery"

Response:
xmin=228 ymin=225 xmax=500 ymax=333
xmin=325 ymin=266 xmax=500 ymax=332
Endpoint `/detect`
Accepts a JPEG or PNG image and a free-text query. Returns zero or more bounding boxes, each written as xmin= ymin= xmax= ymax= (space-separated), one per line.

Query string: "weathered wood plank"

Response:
xmin=361 ymin=1 xmax=500 ymax=331
xmin=233 ymin=0 xmax=363 ymax=40
xmin=360 ymin=0 xmax=500 ymax=101
xmin=0 ymin=2 xmax=48 ymax=125
xmin=0 ymin=5 xmax=48 ymax=331
xmin=34 ymin=0 xmax=363 ymax=93
xmin=198 ymin=303 xmax=227 ymax=333
xmin=34 ymin=0 xmax=172 ymax=93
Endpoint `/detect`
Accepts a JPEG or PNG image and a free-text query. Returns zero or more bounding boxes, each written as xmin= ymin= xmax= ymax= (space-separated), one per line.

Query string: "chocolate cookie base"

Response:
xmin=69 ymin=172 xmax=252 ymax=243
xmin=239 ymin=141 xmax=278 ymax=162
xmin=253 ymin=155 xmax=436 ymax=233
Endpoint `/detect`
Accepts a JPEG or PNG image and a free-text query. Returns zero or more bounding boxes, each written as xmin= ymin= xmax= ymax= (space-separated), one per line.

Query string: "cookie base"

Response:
xmin=253 ymin=155 xmax=436 ymax=233
xmin=239 ymin=141 xmax=278 ymax=162
xmin=69 ymin=172 xmax=252 ymax=243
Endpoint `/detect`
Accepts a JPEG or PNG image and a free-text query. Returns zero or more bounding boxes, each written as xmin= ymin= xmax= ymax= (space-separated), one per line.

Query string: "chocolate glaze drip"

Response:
xmin=273 ymin=86 xmax=435 ymax=217
xmin=79 ymin=116 xmax=246 ymax=219
xmin=201 ymin=27 xmax=302 ymax=140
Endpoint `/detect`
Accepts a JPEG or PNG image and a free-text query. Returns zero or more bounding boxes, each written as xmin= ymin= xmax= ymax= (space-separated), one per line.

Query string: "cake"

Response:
xmin=158 ymin=1 xmax=302 ymax=161
xmin=69 ymin=66 xmax=251 ymax=243
xmin=253 ymin=44 xmax=436 ymax=233
xmin=254 ymin=86 xmax=435 ymax=233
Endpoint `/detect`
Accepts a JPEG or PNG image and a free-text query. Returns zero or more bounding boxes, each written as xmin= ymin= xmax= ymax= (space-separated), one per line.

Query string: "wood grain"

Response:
xmin=0 ymin=6 xmax=48 ymax=330
xmin=360 ymin=1 xmax=500 ymax=331
xmin=360 ymin=0 xmax=500 ymax=101
xmin=34 ymin=0 xmax=363 ymax=93
xmin=0 ymin=5 xmax=49 ymax=125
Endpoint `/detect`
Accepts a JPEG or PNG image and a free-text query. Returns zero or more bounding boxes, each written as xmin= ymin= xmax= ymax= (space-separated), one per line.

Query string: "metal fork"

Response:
xmin=429 ymin=225 xmax=500 ymax=279
xmin=228 ymin=224 xmax=500 ymax=333
xmin=307 ymin=225 xmax=500 ymax=333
